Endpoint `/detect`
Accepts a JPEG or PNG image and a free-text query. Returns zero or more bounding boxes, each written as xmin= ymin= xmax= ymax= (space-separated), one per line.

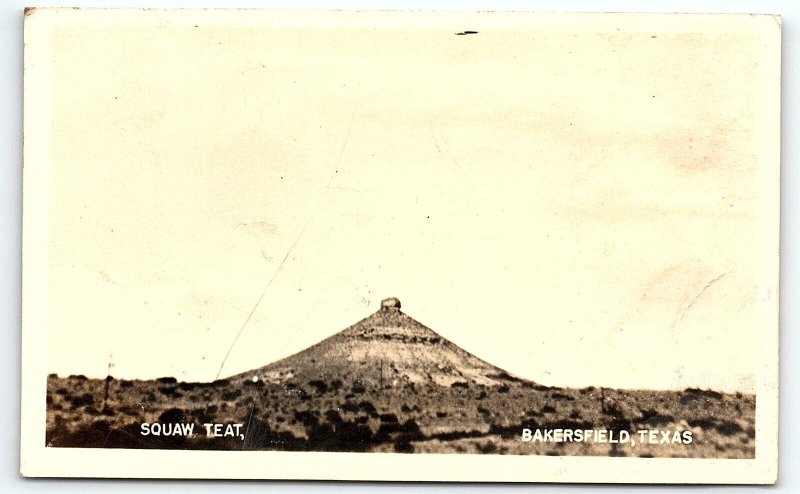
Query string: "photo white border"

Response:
xmin=17 ymin=8 xmax=781 ymax=484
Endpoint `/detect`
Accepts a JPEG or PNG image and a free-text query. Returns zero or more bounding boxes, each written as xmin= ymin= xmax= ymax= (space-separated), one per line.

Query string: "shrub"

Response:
xmin=477 ymin=441 xmax=498 ymax=454
xmin=639 ymin=409 xmax=674 ymax=426
xmin=222 ymin=389 xmax=242 ymax=401
xmin=393 ymin=435 xmax=414 ymax=453
xmin=159 ymin=386 xmax=183 ymax=398
xmin=341 ymin=401 xmax=359 ymax=413
xmin=69 ymin=393 xmax=94 ymax=408
xmin=359 ymin=401 xmax=376 ymax=414
xmin=308 ymin=380 xmax=328 ymax=394
xmin=294 ymin=410 xmax=319 ymax=427
xmin=325 ymin=409 xmax=343 ymax=424
xmin=338 ymin=422 xmax=374 ymax=448
xmin=683 ymin=388 xmax=723 ymax=400
xmin=400 ymin=419 xmax=421 ymax=436
xmin=159 ymin=408 xmax=185 ymax=423
xmin=716 ymin=421 xmax=743 ymax=436
xmin=377 ymin=421 xmax=402 ymax=436
xmin=688 ymin=418 xmax=716 ymax=429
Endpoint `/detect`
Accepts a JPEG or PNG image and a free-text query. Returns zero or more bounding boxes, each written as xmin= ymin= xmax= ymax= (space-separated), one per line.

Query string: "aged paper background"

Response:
xmin=21 ymin=9 xmax=779 ymax=482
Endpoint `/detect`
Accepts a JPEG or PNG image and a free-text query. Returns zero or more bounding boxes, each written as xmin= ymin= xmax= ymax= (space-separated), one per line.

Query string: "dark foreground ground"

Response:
xmin=45 ymin=374 xmax=755 ymax=457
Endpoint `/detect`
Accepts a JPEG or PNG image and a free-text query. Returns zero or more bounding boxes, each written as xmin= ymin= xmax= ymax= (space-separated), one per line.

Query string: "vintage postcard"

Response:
xmin=21 ymin=8 xmax=780 ymax=483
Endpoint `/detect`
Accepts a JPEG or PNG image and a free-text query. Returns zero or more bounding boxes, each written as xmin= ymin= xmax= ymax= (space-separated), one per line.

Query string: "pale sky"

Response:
xmin=42 ymin=11 xmax=778 ymax=392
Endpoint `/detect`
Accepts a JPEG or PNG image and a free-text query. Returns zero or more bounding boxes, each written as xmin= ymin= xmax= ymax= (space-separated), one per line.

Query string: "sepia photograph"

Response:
xmin=20 ymin=8 xmax=780 ymax=483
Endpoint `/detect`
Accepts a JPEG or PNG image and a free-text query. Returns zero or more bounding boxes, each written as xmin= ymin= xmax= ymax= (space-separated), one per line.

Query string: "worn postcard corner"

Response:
xmin=21 ymin=8 xmax=780 ymax=484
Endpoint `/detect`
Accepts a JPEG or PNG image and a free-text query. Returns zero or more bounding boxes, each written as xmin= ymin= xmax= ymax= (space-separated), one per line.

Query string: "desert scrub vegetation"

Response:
xmin=45 ymin=374 xmax=754 ymax=458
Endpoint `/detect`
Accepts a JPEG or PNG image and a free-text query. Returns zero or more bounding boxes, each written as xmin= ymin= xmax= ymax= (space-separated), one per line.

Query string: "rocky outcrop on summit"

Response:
xmin=380 ymin=297 xmax=402 ymax=309
xmin=234 ymin=297 xmax=530 ymax=389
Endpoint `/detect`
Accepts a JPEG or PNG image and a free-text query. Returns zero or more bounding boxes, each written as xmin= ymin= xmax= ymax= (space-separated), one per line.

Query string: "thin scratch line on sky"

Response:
xmin=214 ymin=103 xmax=359 ymax=381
